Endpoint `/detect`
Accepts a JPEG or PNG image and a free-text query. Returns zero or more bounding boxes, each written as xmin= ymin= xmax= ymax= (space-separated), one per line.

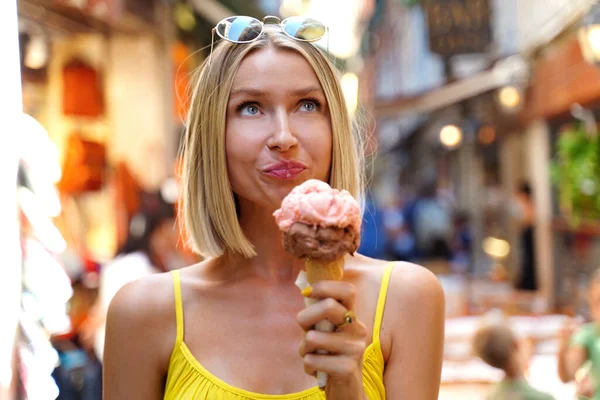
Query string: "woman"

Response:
xmin=80 ymin=190 xmax=181 ymax=361
xmin=104 ymin=16 xmax=445 ymax=399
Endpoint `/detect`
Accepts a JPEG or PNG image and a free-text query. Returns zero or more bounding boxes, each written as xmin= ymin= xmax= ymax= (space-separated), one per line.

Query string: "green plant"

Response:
xmin=551 ymin=122 xmax=600 ymax=224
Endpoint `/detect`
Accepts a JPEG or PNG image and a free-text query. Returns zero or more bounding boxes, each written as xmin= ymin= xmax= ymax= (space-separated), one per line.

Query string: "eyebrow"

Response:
xmin=229 ymin=86 xmax=324 ymax=98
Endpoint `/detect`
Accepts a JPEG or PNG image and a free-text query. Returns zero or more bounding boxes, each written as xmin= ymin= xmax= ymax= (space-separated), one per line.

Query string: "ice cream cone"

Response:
xmin=305 ymin=258 xmax=344 ymax=284
xmin=274 ymin=180 xmax=361 ymax=390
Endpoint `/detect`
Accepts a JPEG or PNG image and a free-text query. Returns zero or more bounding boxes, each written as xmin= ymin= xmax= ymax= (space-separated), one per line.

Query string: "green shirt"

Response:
xmin=486 ymin=379 xmax=555 ymax=400
xmin=571 ymin=323 xmax=600 ymax=399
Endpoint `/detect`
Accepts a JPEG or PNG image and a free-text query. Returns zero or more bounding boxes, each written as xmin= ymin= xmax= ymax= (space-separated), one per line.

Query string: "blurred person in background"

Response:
xmin=408 ymin=181 xmax=453 ymax=275
xmin=383 ymin=198 xmax=416 ymax=262
xmin=450 ymin=211 xmax=472 ymax=275
xmin=357 ymin=191 xmax=388 ymax=259
xmin=473 ymin=320 xmax=555 ymax=400
xmin=558 ymin=269 xmax=600 ymax=399
xmin=513 ymin=181 xmax=537 ymax=291
xmin=80 ymin=189 xmax=181 ymax=362
xmin=51 ymin=277 xmax=103 ymax=400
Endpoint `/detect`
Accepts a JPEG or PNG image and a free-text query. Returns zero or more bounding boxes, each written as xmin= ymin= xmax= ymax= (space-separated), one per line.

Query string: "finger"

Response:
xmin=297 ymin=298 xmax=349 ymax=331
xmin=306 ymin=281 xmax=355 ymax=311
xmin=335 ymin=317 xmax=369 ymax=340
xmin=304 ymin=353 xmax=358 ymax=377
xmin=299 ymin=330 xmax=366 ymax=357
xmin=303 ymin=362 xmax=317 ymax=378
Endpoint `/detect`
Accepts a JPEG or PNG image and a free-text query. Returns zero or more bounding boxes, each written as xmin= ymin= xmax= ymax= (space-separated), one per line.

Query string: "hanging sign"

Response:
xmin=423 ymin=0 xmax=492 ymax=57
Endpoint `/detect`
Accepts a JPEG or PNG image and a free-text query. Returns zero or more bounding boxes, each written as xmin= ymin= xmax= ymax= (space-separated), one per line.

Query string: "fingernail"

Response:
xmin=301 ymin=286 xmax=313 ymax=297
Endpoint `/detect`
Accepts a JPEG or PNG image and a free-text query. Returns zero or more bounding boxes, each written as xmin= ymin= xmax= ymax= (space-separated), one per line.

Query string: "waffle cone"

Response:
xmin=305 ymin=258 xmax=344 ymax=285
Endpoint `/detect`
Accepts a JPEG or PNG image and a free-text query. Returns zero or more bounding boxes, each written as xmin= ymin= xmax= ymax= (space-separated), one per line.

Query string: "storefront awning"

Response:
xmin=375 ymin=56 xmax=529 ymax=119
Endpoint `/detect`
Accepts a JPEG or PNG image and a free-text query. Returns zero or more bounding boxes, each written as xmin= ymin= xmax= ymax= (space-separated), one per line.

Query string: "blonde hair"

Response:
xmin=472 ymin=324 xmax=516 ymax=370
xmin=180 ymin=26 xmax=365 ymax=258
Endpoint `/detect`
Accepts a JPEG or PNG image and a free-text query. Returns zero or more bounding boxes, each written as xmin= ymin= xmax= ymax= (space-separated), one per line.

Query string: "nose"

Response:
xmin=266 ymin=109 xmax=298 ymax=152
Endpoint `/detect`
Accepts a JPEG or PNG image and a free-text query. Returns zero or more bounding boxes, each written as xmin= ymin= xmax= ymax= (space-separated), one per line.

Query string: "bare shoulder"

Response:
xmin=348 ymin=255 xmax=444 ymax=299
xmin=103 ymin=264 xmax=210 ymax=398
xmin=107 ymin=259 xmax=215 ymax=324
xmin=107 ymin=271 xmax=175 ymax=323
xmin=350 ymin=256 xmax=444 ymax=314
xmin=105 ymin=270 xmax=180 ymax=368
xmin=381 ymin=262 xmax=445 ymax=396
xmin=388 ymin=261 xmax=445 ymax=308
xmin=385 ymin=261 xmax=445 ymax=350
xmin=344 ymin=254 xmax=394 ymax=287
xmin=343 ymin=256 xmax=444 ymax=395
xmin=382 ymin=261 xmax=445 ymax=340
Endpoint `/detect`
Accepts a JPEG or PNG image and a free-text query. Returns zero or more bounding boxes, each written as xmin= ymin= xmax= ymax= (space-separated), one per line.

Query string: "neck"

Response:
xmin=220 ymin=202 xmax=304 ymax=283
xmin=503 ymin=357 xmax=525 ymax=380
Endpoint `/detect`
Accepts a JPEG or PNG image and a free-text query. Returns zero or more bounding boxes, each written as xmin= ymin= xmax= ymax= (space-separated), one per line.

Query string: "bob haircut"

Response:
xmin=180 ymin=25 xmax=365 ymax=258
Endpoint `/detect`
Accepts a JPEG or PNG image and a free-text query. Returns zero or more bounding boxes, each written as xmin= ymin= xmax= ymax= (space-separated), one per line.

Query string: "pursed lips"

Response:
xmin=263 ymin=160 xmax=307 ymax=180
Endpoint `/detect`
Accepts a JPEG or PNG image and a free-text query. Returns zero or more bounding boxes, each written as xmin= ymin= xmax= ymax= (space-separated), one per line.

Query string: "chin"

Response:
xmin=241 ymin=176 xmax=317 ymax=210
xmin=262 ymin=182 xmax=302 ymax=208
xmin=272 ymin=183 xmax=298 ymax=200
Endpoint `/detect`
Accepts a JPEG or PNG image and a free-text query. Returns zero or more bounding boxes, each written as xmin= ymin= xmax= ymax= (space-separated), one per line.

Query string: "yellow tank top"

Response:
xmin=164 ymin=263 xmax=394 ymax=400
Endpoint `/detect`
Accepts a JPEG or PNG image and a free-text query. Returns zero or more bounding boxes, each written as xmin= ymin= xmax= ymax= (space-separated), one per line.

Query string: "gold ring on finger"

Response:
xmin=335 ymin=310 xmax=356 ymax=330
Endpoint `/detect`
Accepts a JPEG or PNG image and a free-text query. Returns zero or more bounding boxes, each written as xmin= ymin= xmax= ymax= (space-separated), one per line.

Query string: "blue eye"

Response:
xmin=237 ymin=103 xmax=260 ymax=116
xmin=303 ymin=102 xmax=316 ymax=111
xmin=300 ymin=98 xmax=322 ymax=112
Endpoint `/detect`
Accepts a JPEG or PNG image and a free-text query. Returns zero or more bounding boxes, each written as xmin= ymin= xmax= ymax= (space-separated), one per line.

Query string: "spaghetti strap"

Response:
xmin=372 ymin=262 xmax=395 ymax=344
xmin=171 ymin=270 xmax=184 ymax=346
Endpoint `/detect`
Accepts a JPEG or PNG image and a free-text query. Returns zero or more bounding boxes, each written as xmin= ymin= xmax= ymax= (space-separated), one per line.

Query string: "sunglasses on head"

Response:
xmin=210 ymin=15 xmax=328 ymax=57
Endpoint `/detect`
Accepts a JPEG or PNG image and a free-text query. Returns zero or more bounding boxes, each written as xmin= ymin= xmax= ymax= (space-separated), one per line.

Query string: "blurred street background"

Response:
xmin=5 ymin=0 xmax=600 ymax=398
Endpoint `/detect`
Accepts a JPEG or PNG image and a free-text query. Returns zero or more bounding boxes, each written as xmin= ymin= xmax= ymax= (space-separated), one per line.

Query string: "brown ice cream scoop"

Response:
xmin=282 ymin=222 xmax=360 ymax=262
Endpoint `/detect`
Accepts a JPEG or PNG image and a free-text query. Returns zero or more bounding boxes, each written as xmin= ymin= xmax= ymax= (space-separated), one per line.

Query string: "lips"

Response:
xmin=263 ymin=160 xmax=307 ymax=180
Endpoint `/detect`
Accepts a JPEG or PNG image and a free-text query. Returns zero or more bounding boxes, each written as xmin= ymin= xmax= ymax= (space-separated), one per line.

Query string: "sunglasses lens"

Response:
xmin=217 ymin=16 xmax=262 ymax=43
xmin=282 ymin=17 xmax=326 ymax=41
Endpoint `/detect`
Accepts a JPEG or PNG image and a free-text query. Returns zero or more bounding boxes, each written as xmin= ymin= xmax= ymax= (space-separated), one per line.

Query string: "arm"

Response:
xmin=557 ymin=345 xmax=587 ymax=382
xmin=383 ymin=264 xmax=445 ymax=399
xmin=557 ymin=320 xmax=588 ymax=382
xmin=103 ymin=275 xmax=174 ymax=400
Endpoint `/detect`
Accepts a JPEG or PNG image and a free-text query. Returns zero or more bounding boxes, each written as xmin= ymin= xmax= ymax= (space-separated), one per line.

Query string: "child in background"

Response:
xmin=472 ymin=321 xmax=555 ymax=399
xmin=558 ymin=269 xmax=600 ymax=399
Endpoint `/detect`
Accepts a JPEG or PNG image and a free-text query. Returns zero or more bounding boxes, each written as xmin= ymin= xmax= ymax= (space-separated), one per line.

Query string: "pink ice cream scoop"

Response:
xmin=273 ymin=179 xmax=361 ymax=234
